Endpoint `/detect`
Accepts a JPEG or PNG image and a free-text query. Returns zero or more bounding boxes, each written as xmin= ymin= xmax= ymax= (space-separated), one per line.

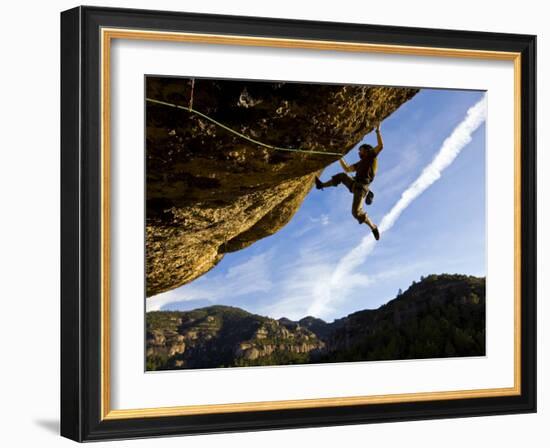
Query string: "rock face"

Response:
xmin=146 ymin=275 xmax=485 ymax=370
xmin=146 ymin=77 xmax=418 ymax=297
xmin=146 ymin=305 xmax=325 ymax=370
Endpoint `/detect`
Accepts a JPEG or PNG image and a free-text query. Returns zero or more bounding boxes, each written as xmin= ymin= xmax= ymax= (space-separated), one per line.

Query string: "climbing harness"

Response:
xmin=146 ymin=94 xmax=342 ymax=157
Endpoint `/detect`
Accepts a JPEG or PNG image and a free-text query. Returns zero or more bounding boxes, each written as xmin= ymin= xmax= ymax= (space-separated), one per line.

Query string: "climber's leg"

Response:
xmin=351 ymin=183 xmax=368 ymax=224
xmin=365 ymin=189 xmax=375 ymax=205
xmin=315 ymin=172 xmax=354 ymax=192
xmin=351 ymin=183 xmax=380 ymax=240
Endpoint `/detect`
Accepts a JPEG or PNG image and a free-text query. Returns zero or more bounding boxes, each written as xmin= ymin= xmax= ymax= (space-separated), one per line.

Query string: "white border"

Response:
xmin=110 ymin=38 xmax=515 ymax=410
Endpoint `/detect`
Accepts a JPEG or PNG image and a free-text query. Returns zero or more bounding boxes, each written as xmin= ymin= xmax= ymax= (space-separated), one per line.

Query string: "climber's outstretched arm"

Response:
xmin=339 ymin=158 xmax=355 ymax=173
xmin=373 ymin=123 xmax=384 ymax=155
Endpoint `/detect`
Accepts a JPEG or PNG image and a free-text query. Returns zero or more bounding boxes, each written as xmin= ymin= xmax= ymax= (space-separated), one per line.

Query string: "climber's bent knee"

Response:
xmin=352 ymin=209 xmax=366 ymax=223
xmin=331 ymin=173 xmax=349 ymax=185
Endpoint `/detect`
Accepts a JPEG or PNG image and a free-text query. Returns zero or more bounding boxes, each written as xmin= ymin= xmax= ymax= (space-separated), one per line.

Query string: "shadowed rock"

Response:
xmin=146 ymin=77 xmax=418 ymax=297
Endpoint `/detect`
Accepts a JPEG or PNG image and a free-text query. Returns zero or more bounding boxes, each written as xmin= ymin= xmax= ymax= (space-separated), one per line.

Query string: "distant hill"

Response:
xmin=146 ymin=274 xmax=485 ymax=370
xmin=146 ymin=305 xmax=325 ymax=370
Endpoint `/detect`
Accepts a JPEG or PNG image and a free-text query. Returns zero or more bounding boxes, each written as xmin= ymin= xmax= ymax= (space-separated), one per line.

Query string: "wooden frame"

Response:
xmin=61 ymin=5 xmax=536 ymax=441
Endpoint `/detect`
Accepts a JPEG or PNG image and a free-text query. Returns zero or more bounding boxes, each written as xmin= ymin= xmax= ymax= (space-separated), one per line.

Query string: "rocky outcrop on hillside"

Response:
xmin=146 ymin=274 xmax=485 ymax=370
xmin=146 ymin=77 xmax=418 ymax=297
xmin=146 ymin=305 xmax=325 ymax=370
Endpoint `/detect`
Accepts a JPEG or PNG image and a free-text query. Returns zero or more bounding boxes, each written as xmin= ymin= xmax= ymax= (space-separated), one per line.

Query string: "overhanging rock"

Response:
xmin=146 ymin=77 xmax=418 ymax=297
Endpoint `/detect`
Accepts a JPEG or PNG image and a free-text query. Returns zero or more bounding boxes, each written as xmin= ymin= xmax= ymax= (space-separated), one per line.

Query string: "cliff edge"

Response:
xmin=146 ymin=77 xmax=418 ymax=297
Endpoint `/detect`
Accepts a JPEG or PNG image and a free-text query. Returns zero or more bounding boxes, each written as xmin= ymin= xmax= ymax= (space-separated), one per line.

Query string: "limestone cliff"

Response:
xmin=146 ymin=305 xmax=325 ymax=370
xmin=146 ymin=77 xmax=418 ymax=297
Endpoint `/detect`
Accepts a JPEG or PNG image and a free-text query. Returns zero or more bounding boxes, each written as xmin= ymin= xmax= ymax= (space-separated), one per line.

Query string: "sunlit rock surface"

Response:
xmin=146 ymin=77 xmax=418 ymax=297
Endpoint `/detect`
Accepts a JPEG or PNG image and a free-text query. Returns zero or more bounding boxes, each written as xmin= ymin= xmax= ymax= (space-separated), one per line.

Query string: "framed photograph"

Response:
xmin=60 ymin=6 xmax=536 ymax=442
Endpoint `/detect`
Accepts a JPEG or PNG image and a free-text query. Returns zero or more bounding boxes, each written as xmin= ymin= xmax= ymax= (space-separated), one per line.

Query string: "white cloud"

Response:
xmin=266 ymin=259 xmax=421 ymax=321
xmin=305 ymin=95 xmax=487 ymax=318
xmin=146 ymin=251 xmax=274 ymax=312
xmin=147 ymin=96 xmax=487 ymax=321
xmin=145 ymin=289 xmax=188 ymax=313
xmin=308 ymin=213 xmax=331 ymax=226
xmin=292 ymin=214 xmax=331 ymax=238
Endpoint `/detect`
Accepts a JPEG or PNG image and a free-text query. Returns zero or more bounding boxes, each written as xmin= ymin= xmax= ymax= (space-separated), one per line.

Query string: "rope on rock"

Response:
xmin=145 ymin=97 xmax=343 ymax=157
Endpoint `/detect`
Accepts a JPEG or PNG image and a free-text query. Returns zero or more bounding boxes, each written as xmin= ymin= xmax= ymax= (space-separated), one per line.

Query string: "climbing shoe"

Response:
xmin=365 ymin=190 xmax=374 ymax=205
xmin=314 ymin=176 xmax=324 ymax=190
xmin=371 ymin=225 xmax=380 ymax=241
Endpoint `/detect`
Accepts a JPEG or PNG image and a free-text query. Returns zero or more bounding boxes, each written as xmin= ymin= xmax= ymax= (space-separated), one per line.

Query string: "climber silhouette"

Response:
xmin=315 ymin=123 xmax=383 ymax=240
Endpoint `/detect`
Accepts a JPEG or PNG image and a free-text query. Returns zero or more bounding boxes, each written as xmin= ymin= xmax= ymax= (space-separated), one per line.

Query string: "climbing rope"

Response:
xmin=146 ymin=97 xmax=343 ymax=157
xmin=188 ymin=79 xmax=195 ymax=110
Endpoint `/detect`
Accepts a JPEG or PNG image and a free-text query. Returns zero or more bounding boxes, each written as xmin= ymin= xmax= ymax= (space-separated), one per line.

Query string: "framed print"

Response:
xmin=60 ymin=6 xmax=537 ymax=442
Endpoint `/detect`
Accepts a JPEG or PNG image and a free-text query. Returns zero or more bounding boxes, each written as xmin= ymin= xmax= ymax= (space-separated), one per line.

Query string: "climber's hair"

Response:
xmin=359 ymin=144 xmax=374 ymax=152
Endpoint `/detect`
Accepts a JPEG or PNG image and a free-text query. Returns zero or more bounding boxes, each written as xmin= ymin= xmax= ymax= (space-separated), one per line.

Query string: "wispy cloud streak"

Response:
xmin=147 ymin=251 xmax=274 ymax=312
xmin=307 ymin=95 xmax=487 ymax=317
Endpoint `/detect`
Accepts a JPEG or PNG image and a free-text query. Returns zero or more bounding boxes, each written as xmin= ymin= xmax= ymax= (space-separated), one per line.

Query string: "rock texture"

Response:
xmin=146 ymin=305 xmax=325 ymax=370
xmin=146 ymin=77 xmax=418 ymax=297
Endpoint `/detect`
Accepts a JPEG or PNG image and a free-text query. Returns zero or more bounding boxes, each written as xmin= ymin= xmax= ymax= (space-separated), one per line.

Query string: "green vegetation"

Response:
xmin=146 ymin=354 xmax=169 ymax=371
xmin=234 ymin=351 xmax=311 ymax=367
xmin=146 ymin=274 xmax=485 ymax=370
xmin=317 ymin=274 xmax=484 ymax=363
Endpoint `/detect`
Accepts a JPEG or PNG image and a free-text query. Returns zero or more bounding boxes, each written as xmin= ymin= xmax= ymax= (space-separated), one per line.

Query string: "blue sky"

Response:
xmin=148 ymin=88 xmax=486 ymax=322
